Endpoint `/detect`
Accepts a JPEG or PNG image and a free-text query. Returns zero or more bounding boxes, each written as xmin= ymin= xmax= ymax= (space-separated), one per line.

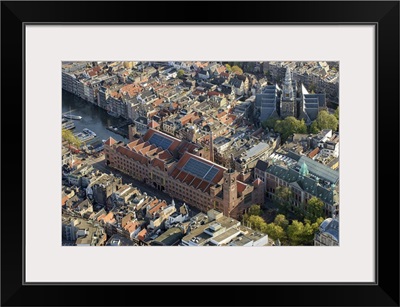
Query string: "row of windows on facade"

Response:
xmin=113 ymin=162 xmax=212 ymax=203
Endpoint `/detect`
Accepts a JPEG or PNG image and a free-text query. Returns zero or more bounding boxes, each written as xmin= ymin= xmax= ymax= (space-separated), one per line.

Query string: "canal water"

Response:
xmin=62 ymin=90 xmax=129 ymax=143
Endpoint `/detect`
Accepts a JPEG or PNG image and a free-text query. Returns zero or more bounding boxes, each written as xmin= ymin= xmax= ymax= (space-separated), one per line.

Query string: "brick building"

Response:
xmin=104 ymin=128 xmax=255 ymax=218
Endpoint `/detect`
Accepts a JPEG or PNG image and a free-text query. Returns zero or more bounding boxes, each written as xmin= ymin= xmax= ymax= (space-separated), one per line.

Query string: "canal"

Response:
xmin=62 ymin=90 xmax=130 ymax=143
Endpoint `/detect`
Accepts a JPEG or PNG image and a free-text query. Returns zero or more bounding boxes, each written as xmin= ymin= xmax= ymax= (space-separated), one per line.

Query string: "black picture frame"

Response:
xmin=1 ymin=1 xmax=399 ymax=306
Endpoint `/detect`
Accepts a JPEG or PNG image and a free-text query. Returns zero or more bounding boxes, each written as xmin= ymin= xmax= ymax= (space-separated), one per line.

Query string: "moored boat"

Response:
xmin=83 ymin=128 xmax=97 ymax=137
xmin=74 ymin=132 xmax=94 ymax=143
xmin=62 ymin=120 xmax=75 ymax=130
xmin=63 ymin=114 xmax=82 ymax=120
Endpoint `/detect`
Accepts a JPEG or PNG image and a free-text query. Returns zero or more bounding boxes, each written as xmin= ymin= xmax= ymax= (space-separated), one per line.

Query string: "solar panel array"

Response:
xmin=148 ymin=133 xmax=173 ymax=150
xmin=183 ymin=158 xmax=219 ymax=182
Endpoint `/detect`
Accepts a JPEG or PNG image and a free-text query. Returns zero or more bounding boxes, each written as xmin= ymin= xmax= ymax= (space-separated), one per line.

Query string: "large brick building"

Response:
xmin=104 ymin=129 xmax=257 ymax=218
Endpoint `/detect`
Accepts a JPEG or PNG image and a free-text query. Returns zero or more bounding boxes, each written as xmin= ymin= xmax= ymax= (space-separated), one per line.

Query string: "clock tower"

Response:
xmin=222 ymin=168 xmax=238 ymax=216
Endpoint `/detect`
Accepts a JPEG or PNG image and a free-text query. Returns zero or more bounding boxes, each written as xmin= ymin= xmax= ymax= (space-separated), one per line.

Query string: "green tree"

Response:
xmin=286 ymin=218 xmax=324 ymax=245
xmin=246 ymin=215 xmax=267 ymax=231
xmin=301 ymin=221 xmax=315 ymax=243
xmin=305 ymin=197 xmax=325 ymax=223
xmin=274 ymin=214 xmax=289 ymax=230
xmin=225 ymin=64 xmax=232 ymax=72
xmin=314 ymin=110 xmax=338 ymax=132
xmin=248 ymin=204 xmax=262 ymax=216
xmin=310 ymin=121 xmax=320 ymax=134
xmin=274 ymin=186 xmax=293 ymax=214
xmin=177 ymin=69 xmax=185 ymax=78
xmin=262 ymin=117 xmax=279 ymax=130
xmin=334 ymin=107 xmax=339 ymax=120
xmin=311 ymin=217 xmax=325 ymax=232
xmin=287 ymin=220 xmax=306 ymax=245
xmin=264 ymin=223 xmax=286 ymax=241
xmin=231 ymin=65 xmax=243 ymax=75
xmin=274 ymin=117 xmax=307 ymax=142
xmin=62 ymin=128 xmax=81 ymax=149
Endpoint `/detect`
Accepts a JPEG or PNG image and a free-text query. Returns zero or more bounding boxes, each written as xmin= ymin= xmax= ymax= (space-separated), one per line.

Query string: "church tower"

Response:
xmin=280 ymin=67 xmax=297 ymax=118
xmin=222 ymin=168 xmax=238 ymax=216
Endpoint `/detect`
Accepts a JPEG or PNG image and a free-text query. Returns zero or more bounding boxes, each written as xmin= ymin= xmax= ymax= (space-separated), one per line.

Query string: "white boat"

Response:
xmin=62 ymin=120 xmax=75 ymax=130
xmin=83 ymin=128 xmax=96 ymax=137
xmin=63 ymin=114 xmax=82 ymax=120
xmin=74 ymin=132 xmax=94 ymax=142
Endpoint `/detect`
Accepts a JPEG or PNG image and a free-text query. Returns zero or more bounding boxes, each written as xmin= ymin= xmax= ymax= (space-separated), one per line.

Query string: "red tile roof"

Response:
xmin=151 ymin=158 xmax=165 ymax=170
xmin=183 ymin=173 xmax=195 ymax=185
xmin=124 ymin=220 xmax=140 ymax=233
xmin=148 ymin=200 xmax=167 ymax=215
xmin=191 ymin=178 xmax=202 ymax=189
xmin=158 ymin=150 xmax=173 ymax=160
xmin=179 ymin=113 xmax=194 ymax=125
xmin=120 ymin=84 xmax=142 ymax=97
xmin=116 ymin=146 xmax=149 ymax=164
xmin=198 ymin=180 xmax=209 ymax=192
xmin=152 ymin=98 xmax=164 ymax=107
xmin=176 ymin=171 xmax=187 ymax=182
xmin=208 ymin=91 xmax=224 ymax=97
xmin=308 ymin=147 xmax=320 ymax=158
xmin=216 ymin=111 xmax=227 ymax=118
xmin=137 ymin=229 xmax=147 ymax=241
xmin=104 ymin=137 xmax=117 ymax=146
xmin=97 ymin=214 xmax=106 ymax=221
xmin=237 ymin=181 xmax=247 ymax=194
xmin=148 ymin=120 xmax=159 ymax=129
xmin=61 ymin=195 xmax=69 ymax=206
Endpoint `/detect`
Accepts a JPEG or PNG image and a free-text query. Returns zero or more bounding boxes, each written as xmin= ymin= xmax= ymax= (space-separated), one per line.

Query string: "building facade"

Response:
xmin=104 ymin=129 xmax=254 ymax=218
xmin=314 ymin=217 xmax=339 ymax=246
xmin=259 ymin=156 xmax=339 ymax=217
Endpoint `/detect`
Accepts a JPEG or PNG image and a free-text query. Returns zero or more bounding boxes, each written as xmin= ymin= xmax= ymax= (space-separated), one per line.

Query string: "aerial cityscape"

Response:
xmin=62 ymin=61 xmax=339 ymax=246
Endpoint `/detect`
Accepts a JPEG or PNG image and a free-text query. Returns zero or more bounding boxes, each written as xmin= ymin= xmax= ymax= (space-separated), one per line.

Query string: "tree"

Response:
xmin=248 ymin=204 xmax=262 ymax=216
xmin=262 ymin=117 xmax=279 ymax=130
xmin=309 ymin=83 xmax=317 ymax=93
xmin=274 ymin=214 xmax=289 ymax=230
xmin=264 ymin=223 xmax=286 ymax=241
xmin=310 ymin=121 xmax=320 ymax=134
xmin=334 ymin=107 xmax=339 ymax=120
xmin=274 ymin=117 xmax=307 ymax=142
xmin=286 ymin=218 xmax=324 ymax=245
xmin=62 ymin=129 xmax=81 ymax=149
xmin=231 ymin=65 xmax=243 ymax=75
xmin=246 ymin=215 xmax=267 ymax=231
xmin=312 ymin=110 xmax=338 ymax=132
xmin=287 ymin=220 xmax=306 ymax=245
xmin=274 ymin=186 xmax=293 ymax=214
xmin=305 ymin=197 xmax=325 ymax=223
xmin=312 ymin=217 xmax=325 ymax=232
xmin=177 ymin=69 xmax=185 ymax=78
xmin=225 ymin=64 xmax=232 ymax=72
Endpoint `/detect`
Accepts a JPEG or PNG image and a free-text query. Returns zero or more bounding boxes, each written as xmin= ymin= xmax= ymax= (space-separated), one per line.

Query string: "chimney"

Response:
xmin=209 ymin=130 xmax=214 ymax=162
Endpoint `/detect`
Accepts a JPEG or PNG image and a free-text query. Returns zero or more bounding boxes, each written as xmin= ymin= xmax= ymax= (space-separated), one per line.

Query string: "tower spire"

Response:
xmin=285 ymin=67 xmax=292 ymax=83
